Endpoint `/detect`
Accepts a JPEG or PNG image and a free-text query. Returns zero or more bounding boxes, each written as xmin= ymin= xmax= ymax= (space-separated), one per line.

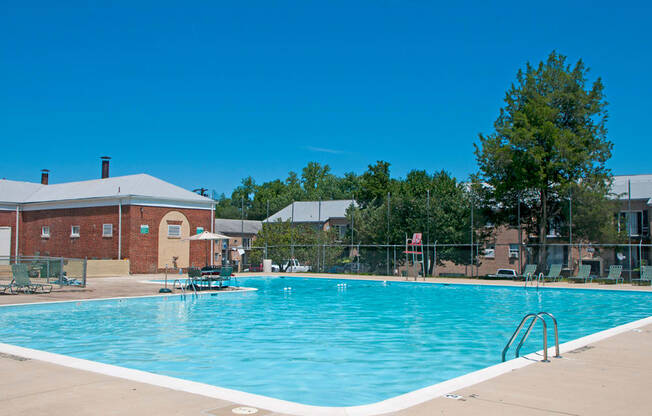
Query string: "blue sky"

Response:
xmin=1 ymin=1 xmax=650 ymax=195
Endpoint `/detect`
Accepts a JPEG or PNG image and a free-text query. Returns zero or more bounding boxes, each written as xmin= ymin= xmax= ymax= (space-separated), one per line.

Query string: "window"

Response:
xmin=41 ymin=226 xmax=50 ymax=238
xmin=484 ymin=244 xmax=495 ymax=258
xmin=168 ymin=224 xmax=181 ymax=237
xmin=71 ymin=225 xmax=80 ymax=238
xmin=335 ymin=225 xmax=347 ymax=239
xmin=618 ymin=211 xmax=643 ymax=237
xmin=509 ymin=244 xmax=520 ymax=258
xmin=242 ymin=238 xmax=251 ymax=249
xmin=102 ymin=224 xmax=113 ymax=237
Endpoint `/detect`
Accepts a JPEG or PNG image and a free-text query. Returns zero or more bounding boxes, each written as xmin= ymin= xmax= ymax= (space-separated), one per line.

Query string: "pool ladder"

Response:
xmin=524 ymin=272 xmax=544 ymax=289
xmin=502 ymin=312 xmax=561 ymax=363
xmin=173 ymin=279 xmax=197 ymax=297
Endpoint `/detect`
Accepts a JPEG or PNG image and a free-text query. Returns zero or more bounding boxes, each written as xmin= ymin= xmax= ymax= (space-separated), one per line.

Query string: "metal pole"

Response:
xmin=265 ymin=200 xmax=269 ymax=259
xmin=15 ymin=205 xmax=19 ymax=257
xmin=118 ymin=199 xmax=122 ymax=259
xmin=434 ymin=241 xmax=437 ymax=277
xmin=387 ymin=192 xmax=390 ymax=276
xmin=628 ymin=180 xmax=632 ymax=281
xmin=569 ymin=187 xmax=573 ymax=267
xmin=426 ymin=189 xmax=430 ymax=277
xmin=318 ymin=199 xmax=321 ymax=272
xmin=291 ymin=201 xmax=295 ymax=260
xmin=518 ymin=195 xmax=522 ymax=274
xmin=405 ymin=233 xmax=408 ymax=280
xmin=350 ymin=198 xmax=354 ymax=265
xmin=470 ymin=192 xmax=474 ymax=278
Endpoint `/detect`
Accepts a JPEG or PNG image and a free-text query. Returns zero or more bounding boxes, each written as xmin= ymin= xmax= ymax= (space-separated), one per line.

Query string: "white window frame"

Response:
xmin=41 ymin=226 xmax=50 ymax=238
xmin=168 ymin=224 xmax=181 ymax=238
xmin=509 ymin=244 xmax=520 ymax=258
xmin=102 ymin=223 xmax=113 ymax=237
xmin=71 ymin=225 xmax=80 ymax=238
xmin=484 ymin=244 xmax=495 ymax=258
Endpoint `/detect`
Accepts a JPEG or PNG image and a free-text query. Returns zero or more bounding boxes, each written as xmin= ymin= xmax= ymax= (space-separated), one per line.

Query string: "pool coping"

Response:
xmin=1 ymin=277 xmax=651 ymax=415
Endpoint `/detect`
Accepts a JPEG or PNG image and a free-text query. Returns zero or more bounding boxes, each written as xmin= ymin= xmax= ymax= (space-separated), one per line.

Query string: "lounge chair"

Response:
xmin=218 ymin=266 xmax=233 ymax=288
xmin=631 ymin=266 xmax=652 ymax=286
xmin=520 ymin=264 xmax=537 ymax=281
xmin=0 ymin=279 xmax=16 ymax=294
xmin=568 ymin=264 xmax=592 ymax=284
xmin=11 ymin=264 xmax=53 ymax=294
xmin=598 ymin=265 xmax=623 ymax=285
xmin=543 ymin=264 xmax=563 ymax=282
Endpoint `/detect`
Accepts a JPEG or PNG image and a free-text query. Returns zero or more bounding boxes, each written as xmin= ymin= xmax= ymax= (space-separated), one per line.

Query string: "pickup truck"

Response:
xmin=487 ymin=268 xmax=517 ymax=279
xmin=272 ymin=259 xmax=311 ymax=273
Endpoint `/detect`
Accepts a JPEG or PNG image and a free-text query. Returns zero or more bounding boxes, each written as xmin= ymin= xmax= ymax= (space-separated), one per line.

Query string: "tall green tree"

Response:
xmin=475 ymin=51 xmax=613 ymax=265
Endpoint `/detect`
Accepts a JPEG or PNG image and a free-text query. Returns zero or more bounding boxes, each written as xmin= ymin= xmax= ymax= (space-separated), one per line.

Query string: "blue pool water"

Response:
xmin=0 ymin=277 xmax=651 ymax=406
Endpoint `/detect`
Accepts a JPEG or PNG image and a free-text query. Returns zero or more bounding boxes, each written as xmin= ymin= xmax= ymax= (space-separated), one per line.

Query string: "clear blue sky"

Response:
xmin=1 ymin=1 xmax=650 ymax=195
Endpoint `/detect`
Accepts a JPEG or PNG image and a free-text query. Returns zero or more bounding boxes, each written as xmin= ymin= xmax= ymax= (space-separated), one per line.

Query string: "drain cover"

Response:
xmin=232 ymin=407 xmax=258 ymax=415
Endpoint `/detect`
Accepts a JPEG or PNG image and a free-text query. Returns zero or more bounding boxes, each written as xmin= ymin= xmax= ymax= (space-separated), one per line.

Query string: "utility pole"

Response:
xmin=426 ymin=189 xmax=430 ymax=277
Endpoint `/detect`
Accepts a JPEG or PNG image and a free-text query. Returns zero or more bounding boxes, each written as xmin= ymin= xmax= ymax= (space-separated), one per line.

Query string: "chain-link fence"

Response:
xmin=0 ymin=256 xmax=87 ymax=289
xmin=241 ymin=242 xmax=651 ymax=282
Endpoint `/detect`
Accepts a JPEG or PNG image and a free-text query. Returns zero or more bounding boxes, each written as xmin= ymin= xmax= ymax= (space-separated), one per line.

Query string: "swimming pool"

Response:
xmin=0 ymin=276 xmax=651 ymax=407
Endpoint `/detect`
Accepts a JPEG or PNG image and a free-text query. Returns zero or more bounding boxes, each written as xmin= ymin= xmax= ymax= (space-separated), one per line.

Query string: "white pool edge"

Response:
xmin=1 ymin=312 xmax=651 ymax=416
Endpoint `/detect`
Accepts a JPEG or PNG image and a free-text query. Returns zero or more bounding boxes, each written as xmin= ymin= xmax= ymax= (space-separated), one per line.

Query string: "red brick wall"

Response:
xmin=17 ymin=205 xmax=212 ymax=274
xmin=21 ymin=206 xmax=121 ymax=260
xmin=124 ymin=206 xmax=212 ymax=273
xmin=0 ymin=210 xmax=18 ymax=257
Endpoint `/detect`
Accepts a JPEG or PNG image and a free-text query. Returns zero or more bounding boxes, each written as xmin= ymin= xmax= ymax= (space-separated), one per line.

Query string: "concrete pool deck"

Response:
xmin=0 ymin=273 xmax=650 ymax=415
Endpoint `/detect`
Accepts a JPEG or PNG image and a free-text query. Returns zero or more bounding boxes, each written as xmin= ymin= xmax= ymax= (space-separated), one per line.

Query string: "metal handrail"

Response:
xmin=502 ymin=311 xmax=561 ymax=363
xmin=502 ymin=313 xmax=548 ymax=362
xmin=536 ymin=312 xmax=561 ymax=358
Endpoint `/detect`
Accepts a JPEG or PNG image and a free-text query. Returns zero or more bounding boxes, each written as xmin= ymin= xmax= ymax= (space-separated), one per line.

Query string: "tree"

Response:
xmin=475 ymin=51 xmax=613 ymax=266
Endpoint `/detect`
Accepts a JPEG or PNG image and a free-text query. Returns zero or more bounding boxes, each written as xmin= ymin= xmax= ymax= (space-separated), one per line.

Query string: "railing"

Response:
xmin=0 ymin=255 xmax=87 ymax=288
xmin=502 ymin=312 xmax=561 ymax=362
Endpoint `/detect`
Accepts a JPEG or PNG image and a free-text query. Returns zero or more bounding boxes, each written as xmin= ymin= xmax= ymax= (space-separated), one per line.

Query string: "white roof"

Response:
xmin=265 ymin=200 xmax=356 ymax=223
xmin=215 ymin=218 xmax=262 ymax=235
xmin=0 ymin=174 xmax=213 ymax=205
xmin=611 ymin=175 xmax=652 ymax=204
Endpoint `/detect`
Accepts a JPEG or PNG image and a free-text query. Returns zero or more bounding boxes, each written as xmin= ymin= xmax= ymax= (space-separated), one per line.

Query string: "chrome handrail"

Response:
xmin=537 ymin=311 xmax=561 ymax=358
xmin=502 ymin=312 xmax=559 ymax=363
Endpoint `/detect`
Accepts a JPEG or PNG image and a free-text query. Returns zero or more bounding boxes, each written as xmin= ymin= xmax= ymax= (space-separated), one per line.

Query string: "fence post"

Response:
xmin=59 ymin=257 xmax=64 ymax=287
xmin=433 ymin=241 xmax=437 ymax=277
xmin=83 ymin=257 xmax=88 ymax=287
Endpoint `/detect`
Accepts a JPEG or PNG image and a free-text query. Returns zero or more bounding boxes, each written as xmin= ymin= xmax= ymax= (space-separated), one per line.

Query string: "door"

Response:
xmin=0 ymin=227 xmax=11 ymax=265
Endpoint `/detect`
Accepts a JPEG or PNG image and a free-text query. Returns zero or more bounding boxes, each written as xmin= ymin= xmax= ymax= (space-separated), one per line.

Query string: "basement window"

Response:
xmin=71 ymin=225 xmax=80 ymax=238
xmin=102 ymin=224 xmax=113 ymax=237
xmin=41 ymin=226 xmax=50 ymax=238
xmin=168 ymin=224 xmax=181 ymax=238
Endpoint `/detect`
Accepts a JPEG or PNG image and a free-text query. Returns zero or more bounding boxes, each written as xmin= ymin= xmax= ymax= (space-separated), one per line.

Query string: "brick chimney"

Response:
xmin=101 ymin=156 xmax=111 ymax=179
xmin=40 ymin=169 xmax=49 ymax=185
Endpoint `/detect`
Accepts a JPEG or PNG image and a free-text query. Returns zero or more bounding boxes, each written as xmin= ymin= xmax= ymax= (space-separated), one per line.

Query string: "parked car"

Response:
xmin=244 ymin=263 xmax=264 ymax=272
xmin=487 ymin=268 xmax=517 ymax=279
xmin=271 ymin=259 xmax=311 ymax=273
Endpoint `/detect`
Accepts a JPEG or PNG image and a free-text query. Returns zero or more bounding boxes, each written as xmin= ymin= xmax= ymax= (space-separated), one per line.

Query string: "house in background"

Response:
xmin=0 ymin=158 xmax=215 ymax=273
xmin=213 ymin=218 xmax=262 ymax=268
xmin=264 ymin=199 xmax=356 ymax=239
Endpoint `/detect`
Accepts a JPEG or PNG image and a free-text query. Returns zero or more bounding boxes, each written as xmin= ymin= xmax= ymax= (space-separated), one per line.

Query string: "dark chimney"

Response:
xmin=101 ymin=156 xmax=111 ymax=179
xmin=40 ymin=169 xmax=49 ymax=185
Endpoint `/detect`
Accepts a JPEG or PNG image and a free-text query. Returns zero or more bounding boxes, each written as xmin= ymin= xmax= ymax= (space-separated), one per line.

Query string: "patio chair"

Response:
xmin=519 ymin=264 xmax=537 ymax=281
xmin=0 ymin=279 xmax=16 ymax=294
xmin=631 ymin=266 xmax=652 ymax=286
xmin=568 ymin=264 xmax=592 ymax=284
xmin=218 ymin=266 xmax=233 ymax=288
xmin=598 ymin=265 xmax=623 ymax=285
xmin=543 ymin=264 xmax=563 ymax=282
xmin=11 ymin=264 xmax=53 ymax=294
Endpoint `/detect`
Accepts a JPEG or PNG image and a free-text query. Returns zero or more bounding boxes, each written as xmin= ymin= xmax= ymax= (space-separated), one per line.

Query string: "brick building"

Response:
xmin=0 ymin=164 xmax=215 ymax=274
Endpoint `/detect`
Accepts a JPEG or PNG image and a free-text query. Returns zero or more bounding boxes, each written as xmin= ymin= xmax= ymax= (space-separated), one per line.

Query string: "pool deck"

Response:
xmin=1 ymin=273 xmax=651 ymax=415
